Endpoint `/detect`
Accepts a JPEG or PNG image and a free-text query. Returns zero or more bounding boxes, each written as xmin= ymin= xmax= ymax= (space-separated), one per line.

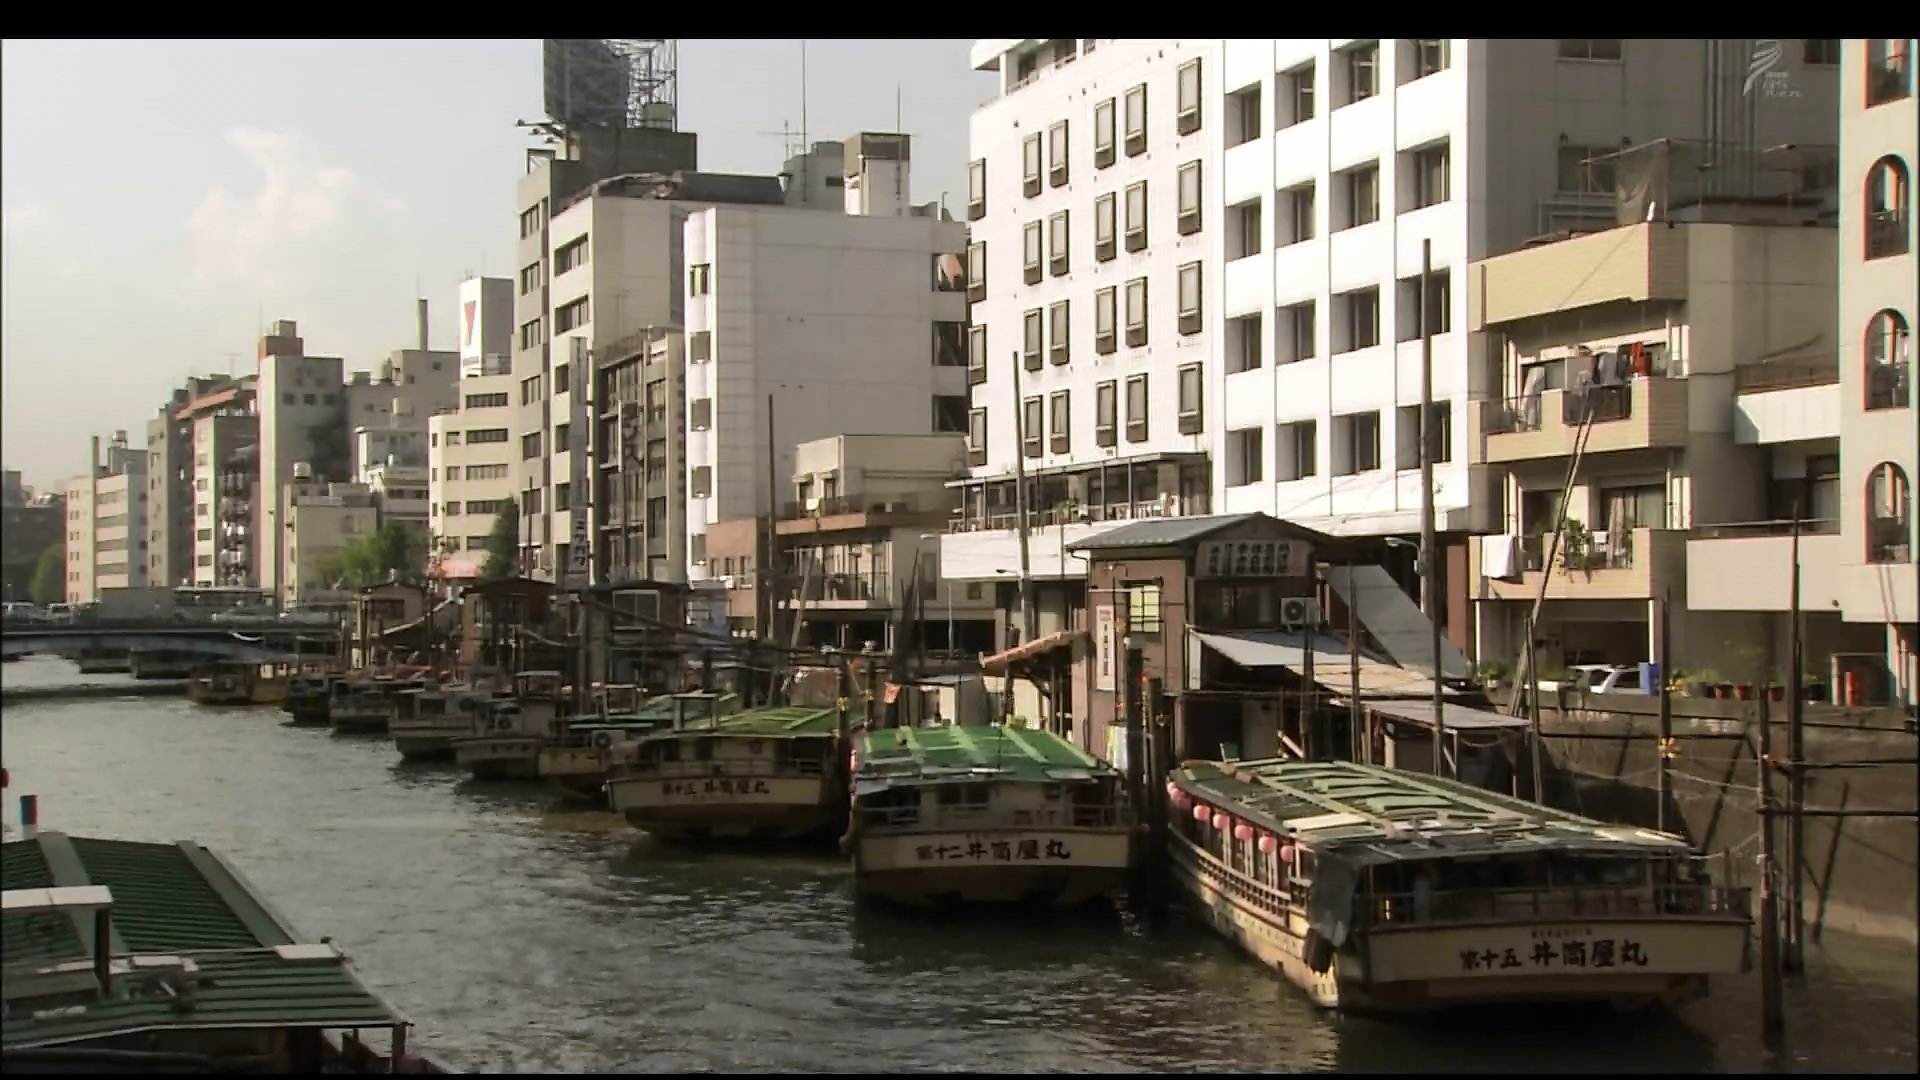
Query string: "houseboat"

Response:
xmin=392 ymin=685 xmax=497 ymax=761
xmin=604 ymin=705 xmax=842 ymax=845
xmin=130 ymin=649 xmax=197 ymax=680
xmin=849 ymin=724 xmax=1131 ymax=907
xmin=188 ymin=660 xmax=291 ymax=707
xmin=283 ymin=671 xmax=334 ymax=725
xmin=540 ymin=691 xmax=741 ymax=804
xmin=1166 ymin=758 xmax=1753 ymax=1015
xmin=451 ymin=671 xmax=568 ymax=781
xmin=328 ymin=676 xmax=393 ymax=735
xmin=74 ymin=649 xmax=131 ymax=675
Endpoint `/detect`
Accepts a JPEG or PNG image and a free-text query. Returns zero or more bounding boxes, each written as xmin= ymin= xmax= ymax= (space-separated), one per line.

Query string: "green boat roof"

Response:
xmin=630 ymin=690 xmax=742 ymax=721
xmin=641 ymin=705 xmax=839 ymax=739
xmin=1172 ymin=759 xmax=1694 ymax=866
xmin=856 ymin=725 xmax=1118 ymax=787
xmin=2 ymin=832 xmax=404 ymax=1050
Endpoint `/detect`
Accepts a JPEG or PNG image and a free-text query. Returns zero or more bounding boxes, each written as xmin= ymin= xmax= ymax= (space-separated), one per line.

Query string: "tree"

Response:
xmin=316 ymin=522 xmax=429 ymax=591
xmin=29 ymin=543 xmax=64 ymax=605
xmin=480 ymin=511 xmax=518 ymax=581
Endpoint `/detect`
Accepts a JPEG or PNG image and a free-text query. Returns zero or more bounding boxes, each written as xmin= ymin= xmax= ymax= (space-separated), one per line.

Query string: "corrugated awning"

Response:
xmin=980 ymin=629 xmax=1087 ymax=675
xmin=1350 ymin=698 xmax=1530 ymax=731
xmin=1192 ymin=630 xmax=1465 ymax=700
xmin=1323 ymin=565 xmax=1471 ymax=680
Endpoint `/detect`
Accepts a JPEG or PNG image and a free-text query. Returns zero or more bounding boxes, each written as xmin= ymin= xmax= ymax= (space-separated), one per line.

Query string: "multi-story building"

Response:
xmin=593 ymin=326 xmax=686 ymax=584
xmin=189 ymin=389 xmax=260 ymax=589
xmin=1465 ymin=211 xmax=1874 ymax=685
xmin=1834 ymin=38 xmax=1915 ymax=705
xmin=683 ymin=136 xmax=970 ymax=595
xmin=64 ymin=433 xmax=148 ymax=603
xmin=458 ymin=276 xmax=514 ymax=379
xmin=943 ymin=39 xmax=1221 ymax=647
xmin=1209 ymin=38 xmax=1842 ymax=655
xmin=1 ymin=476 xmax=62 ymax=601
xmin=428 ymin=374 xmax=517 ymax=560
xmin=255 ymin=320 xmax=348 ymax=603
xmin=280 ymin=472 xmax=378 ymax=609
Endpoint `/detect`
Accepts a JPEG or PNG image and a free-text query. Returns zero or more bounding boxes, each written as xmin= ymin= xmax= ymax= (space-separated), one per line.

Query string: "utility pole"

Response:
xmin=1526 ymin=614 xmax=1545 ymax=802
xmin=764 ymin=392 xmax=779 ymax=701
xmin=1008 ymin=350 xmax=1037 ymax=641
xmin=1419 ymin=237 xmax=1446 ymax=779
xmin=1786 ymin=503 xmax=1807 ymax=972
xmin=1347 ymin=563 xmax=1361 ymax=764
xmin=1658 ymin=589 xmax=1673 ymax=833
xmin=1757 ymin=688 xmax=1786 ymax=1050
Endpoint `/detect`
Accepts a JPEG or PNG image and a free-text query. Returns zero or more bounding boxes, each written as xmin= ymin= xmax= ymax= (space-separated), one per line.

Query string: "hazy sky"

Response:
xmin=1 ymin=38 xmax=993 ymax=492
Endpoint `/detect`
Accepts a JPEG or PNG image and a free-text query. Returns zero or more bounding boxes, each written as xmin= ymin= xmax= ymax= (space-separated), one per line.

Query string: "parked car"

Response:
xmin=43 ymin=603 xmax=76 ymax=625
xmin=1553 ymin=663 xmax=1650 ymax=695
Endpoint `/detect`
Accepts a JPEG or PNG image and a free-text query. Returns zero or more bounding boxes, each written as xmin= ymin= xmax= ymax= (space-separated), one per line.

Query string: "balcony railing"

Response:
xmin=1735 ymin=355 xmax=1839 ymax=394
xmin=1561 ymin=383 xmax=1633 ymax=425
xmin=1519 ymin=529 xmax=1637 ymax=573
xmin=1359 ymin=883 xmax=1751 ymax=930
xmin=1867 ymin=211 xmax=1910 ymax=260
xmin=1867 ymin=363 xmax=1912 ymax=411
xmin=786 ymin=569 xmax=895 ymax=605
xmin=1868 ymin=516 xmax=1913 ymax=564
xmin=1691 ymin=518 xmax=1840 ymax=540
xmin=949 ymin=492 xmax=1212 ymax=533
xmin=782 ymin=494 xmax=939 ymax=520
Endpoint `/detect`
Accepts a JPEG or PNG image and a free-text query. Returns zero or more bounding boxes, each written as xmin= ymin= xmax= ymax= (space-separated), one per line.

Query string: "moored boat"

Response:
xmin=187 ymin=660 xmax=256 ymax=706
xmin=450 ymin=670 xmax=567 ymax=781
xmin=130 ymin=650 xmax=197 ymax=680
xmin=283 ymin=671 xmax=334 ymax=725
xmin=604 ymin=704 xmax=843 ymax=845
xmin=849 ymin=724 xmax=1131 ymax=908
xmin=1166 ymin=758 xmax=1753 ymax=1016
xmin=328 ymin=677 xmax=392 ymax=735
xmin=540 ymin=691 xmax=741 ymax=804
xmin=74 ymin=649 xmax=132 ymax=675
xmin=392 ymin=685 xmax=496 ymax=761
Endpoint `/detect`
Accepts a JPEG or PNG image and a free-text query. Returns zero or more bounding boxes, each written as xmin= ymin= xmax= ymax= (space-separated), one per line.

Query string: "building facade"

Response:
xmin=281 ymin=475 xmax=378 ymax=609
xmin=593 ymin=326 xmax=687 ymax=585
xmin=64 ymin=433 xmax=148 ymax=603
xmin=428 ymin=372 xmax=518 ymax=561
xmin=255 ymin=321 xmax=348 ymax=602
xmin=459 ymin=275 xmax=514 ymax=378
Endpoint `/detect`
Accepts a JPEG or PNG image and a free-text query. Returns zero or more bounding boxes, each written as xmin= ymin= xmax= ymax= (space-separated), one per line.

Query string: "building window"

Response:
xmin=519 ymin=262 xmax=542 ymax=295
xmin=444 ymin=501 xmax=464 ymax=516
xmin=1280 ymin=301 xmax=1316 ymax=364
xmin=1226 ymin=83 xmax=1261 ymax=147
xmin=1227 ymin=313 xmax=1263 ymax=373
xmin=1228 ymin=198 xmax=1262 ymax=261
xmin=1333 ymin=411 xmax=1381 ymax=475
xmin=1227 ymin=428 xmax=1263 ymax=486
xmin=1048 ymin=301 xmax=1070 ymax=365
xmin=555 ymin=235 xmax=589 ymax=274
xmin=968 ymin=325 xmax=988 ymax=384
xmin=1279 ymin=182 xmax=1315 ymax=245
xmin=1176 ymin=58 xmax=1202 ymax=134
xmin=933 ymin=395 xmax=968 ymax=434
xmin=1557 ymin=145 xmax=1618 ymax=195
xmin=691 ymin=466 xmax=712 ymax=498
xmin=1093 ymin=97 xmax=1116 ymax=168
xmin=1338 ymin=162 xmax=1379 ymax=229
xmin=1022 ymin=396 xmax=1043 ymax=459
xmin=1125 ymin=181 xmax=1148 ymax=251
xmin=1557 ymin=39 xmax=1623 ymax=62
xmin=521 ymin=432 xmax=542 ymax=459
xmin=1095 ymin=287 xmax=1118 ymax=354
xmin=1802 ymin=39 xmax=1840 ymax=66
xmin=518 ymin=318 xmax=543 ymax=350
xmin=1124 ymin=83 xmax=1147 ymax=156
xmin=968 ymin=158 xmax=986 ymax=220
xmin=1867 ymin=40 xmax=1913 ymax=108
xmin=1177 ymin=161 xmax=1203 ymax=234
xmin=1407 ymin=39 xmax=1450 ymax=81
xmin=967 ymin=242 xmax=987 ymax=302
xmin=1397 ymin=270 xmax=1452 ymax=341
xmin=1023 ymin=309 xmax=1043 ymax=372
xmin=1866 ymin=462 xmax=1912 ymax=564
xmin=465 ymin=392 xmax=510 ymax=409
xmin=1049 ymin=390 xmax=1071 ymax=453
xmin=554 ymin=297 xmax=590 ymax=333
xmin=689 ymin=263 xmax=711 ymax=296
xmin=934 ymin=321 xmax=966 ymax=368
xmin=1048 ymin=211 xmax=1070 ymax=276
xmin=1095 ymin=192 xmax=1117 ymax=261
xmin=1407 ymin=140 xmax=1450 ymax=211
xmin=1125 ymin=277 xmax=1149 ymax=348
xmin=466 ymin=428 xmax=509 ymax=444
xmin=689 ymin=331 xmax=712 ymax=365
xmin=1095 ymin=381 xmax=1117 ymax=447
xmin=1280 ymin=63 xmax=1314 ymax=128
xmin=1341 ymin=41 xmax=1379 ymax=105
xmin=690 ymin=399 xmax=712 ymax=431
xmin=1023 ymin=221 xmax=1043 ymax=284
xmin=1865 ymin=309 xmax=1912 ymax=411
xmin=1396 ymin=402 xmax=1454 ymax=469
xmin=1336 ymin=287 xmax=1380 ymax=352
xmin=1866 ymin=155 xmax=1911 ymax=260
xmin=1177 ymin=261 xmax=1203 ymax=336
xmin=1177 ymin=363 xmax=1203 ymax=435
xmin=968 ymin=408 xmax=988 ymax=467
xmin=1023 ymin=132 xmax=1043 ymax=197
xmin=1125 ymin=374 xmax=1149 ymax=442
xmin=1277 ymin=420 xmax=1318 ymax=481
xmin=934 ymin=252 xmax=966 ymax=292
xmin=1126 ymin=581 xmax=1163 ymax=634
xmin=1048 ymin=120 xmax=1070 ymax=187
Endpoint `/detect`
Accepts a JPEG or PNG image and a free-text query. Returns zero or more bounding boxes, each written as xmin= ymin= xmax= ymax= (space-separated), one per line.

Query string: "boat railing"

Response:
xmin=859 ymin=804 xmax=1123 ymax=830
xmin=1359 ymin=883 xmax=1753 ymax=929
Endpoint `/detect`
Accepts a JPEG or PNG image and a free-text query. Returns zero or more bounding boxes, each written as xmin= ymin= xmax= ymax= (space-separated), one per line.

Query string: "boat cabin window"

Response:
xmin=937 ymin=783 xmax=990 ymax=808
xmin=1042 ymin=783 xmax=1063 ymax=802
xmin=692 ymin=739 xmax=712 ymax=762
xmin=745 ymin=739 xmax=765 ymax=757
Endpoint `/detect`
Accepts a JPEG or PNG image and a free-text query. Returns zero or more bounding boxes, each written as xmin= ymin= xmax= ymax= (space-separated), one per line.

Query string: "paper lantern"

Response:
xmin=1279 ymin=843 xmax=1295 ymax=863
xmin=1193 ymin=804 xmax=1210 ymax=822
xmin=1257 ymin=834 xmax=1277 ymax=854
xmin=1212 ymin=812 xmax=1229 ymax=831
xmin=1165 ymin=780 xmax=1180 ymax=798
xmin=1233 ymin=823 xmax=1253 ymax=841
xmin=1171 ymin=792 xmax=1191 ymax=811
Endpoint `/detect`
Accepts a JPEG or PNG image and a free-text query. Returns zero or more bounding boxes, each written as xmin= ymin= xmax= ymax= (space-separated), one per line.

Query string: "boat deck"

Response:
xmin=857 ymin=725 xmax=1118 ymax=786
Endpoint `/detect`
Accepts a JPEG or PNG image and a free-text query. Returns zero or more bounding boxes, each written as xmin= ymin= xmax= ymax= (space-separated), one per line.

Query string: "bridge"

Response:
xmin=1 ymin=623 xmax=342 ymax=664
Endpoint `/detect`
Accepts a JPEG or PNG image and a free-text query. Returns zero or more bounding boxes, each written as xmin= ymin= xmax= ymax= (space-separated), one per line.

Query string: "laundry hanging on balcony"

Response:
xmin=1479 ymin=534 xmax=1522 ymax=581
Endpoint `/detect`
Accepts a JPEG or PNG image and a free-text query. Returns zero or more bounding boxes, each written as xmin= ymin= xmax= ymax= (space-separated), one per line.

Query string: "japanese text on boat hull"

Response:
xmin=859 ymin=830 xmax=1131 ymax=872
xmin=621 ymin=775 xmax=821 ymax=808
xmin=1365 ymin=921 xmax=1751 ymax=982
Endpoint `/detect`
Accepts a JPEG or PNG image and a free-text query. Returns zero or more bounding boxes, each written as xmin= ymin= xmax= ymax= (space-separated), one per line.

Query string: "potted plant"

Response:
xmin=1559 ymin=520 xmax=1595 ymax=578
xmin=1726 ymin=642 xmax=1766 ymax=701
xmin=1803 ymin=666 xmax=1830 ymax=703
xmin=1473 ymin=660 xmax=1511 ymax=692
xmin=1686 ymin=668 xmax=1720 ymax=699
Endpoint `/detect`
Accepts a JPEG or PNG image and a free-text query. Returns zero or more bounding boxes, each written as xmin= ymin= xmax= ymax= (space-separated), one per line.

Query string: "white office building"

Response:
xmin=944 ymin=39 xmax=1222 ymax=606
xmin=428 ymin=372 xmax=518 ymax=562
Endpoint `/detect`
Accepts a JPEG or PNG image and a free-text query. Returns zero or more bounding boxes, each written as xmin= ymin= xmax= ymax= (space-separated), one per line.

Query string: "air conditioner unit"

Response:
xmin=1279 ymin=596 xmax=1320 ymax=629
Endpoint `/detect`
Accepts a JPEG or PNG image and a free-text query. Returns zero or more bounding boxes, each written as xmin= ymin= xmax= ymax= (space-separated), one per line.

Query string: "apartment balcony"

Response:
xmin=1732 ymin=356 xmax=1841 ymax=443
xmin=775 ymin=494 xmax=951 ymax=536
xmin=1478 ymin=527 xmax=1686 ymax=602
xmin=940 ymin=492 xmax=1213 ymax=581
xmin=777 ymin=569 xmax=898 ymax=611
xmin=1474 ymin=377 xmax=1689 ymax=464
xmin=1686 ymin=519 xmax=1846 ymax=611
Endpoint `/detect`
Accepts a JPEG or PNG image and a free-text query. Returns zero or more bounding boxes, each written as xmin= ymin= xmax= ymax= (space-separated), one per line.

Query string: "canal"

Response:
xmin=2 ymin=657 xmax=1914 ymax=1073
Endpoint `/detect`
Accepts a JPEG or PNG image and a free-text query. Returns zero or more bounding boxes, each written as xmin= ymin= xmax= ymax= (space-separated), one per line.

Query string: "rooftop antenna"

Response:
xmin=800 ymin=40 xmax=809 ymax=198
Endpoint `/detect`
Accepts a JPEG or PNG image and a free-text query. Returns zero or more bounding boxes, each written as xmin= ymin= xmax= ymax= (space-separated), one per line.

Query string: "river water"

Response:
xmin=2 ymin=656 xmax=1914 ymax=1074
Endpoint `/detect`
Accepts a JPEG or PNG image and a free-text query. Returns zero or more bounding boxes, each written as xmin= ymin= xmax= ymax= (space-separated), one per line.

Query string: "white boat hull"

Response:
xmin=854 ymin=828 xmax=1131 ymax=907
xmin=606 ymin=773 xmax=831 ymax=843
xmin=452 ymin=735 xmax=541 ymax=780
